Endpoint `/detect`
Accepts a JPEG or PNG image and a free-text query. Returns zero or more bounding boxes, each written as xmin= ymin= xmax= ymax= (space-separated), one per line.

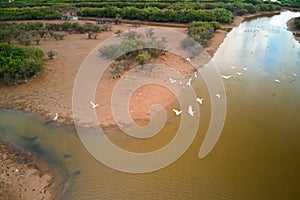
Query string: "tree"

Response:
xmin=47 ymin=50 xmax=57 ymax=59
xmin=38 ymin=29 xmax=47 ymax=38
xmin=35 ymin=37 xmax=41 ymax=45
xmin=53 ymin=33 xmax=65 ymax=41
xmin=136 ymin=53 xmax=151 ymax=66
xmin=0 ymin=44 xmax=44 ymax=85
xmin=110 ymin=62 xmax=124 ymax=79
xmin=187 ymin=21 xmax=219 ymax=47
xmin=213 ymin=8 xmax=234 ymax=23
xmin=146 ymin=28 xmax=154 ymax=38
xmin=115 ymin=29 xmax=123 ymax=37
xmin=181 ymin=37 xmax=196 ymax=49
xmin=99 ymin=29 xmax=165 ymax=70
xmin=114 ymin=14 xmax=122 ymax=24
xmin=123 ymin=31 xmax=141 ymax=40
xmin=93 ymin=34 xmax=99 ymax=39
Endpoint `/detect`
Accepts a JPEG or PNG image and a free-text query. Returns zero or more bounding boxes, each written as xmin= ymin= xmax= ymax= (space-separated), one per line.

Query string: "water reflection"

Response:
xmin=217 ymin=11 xmax=300 ymax=79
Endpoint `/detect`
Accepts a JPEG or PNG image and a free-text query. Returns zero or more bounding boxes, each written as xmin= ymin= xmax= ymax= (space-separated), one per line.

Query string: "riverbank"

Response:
xmin=0 ymin=140 xmax=61 ymax=200
xmin=0 ymin=22 xmax=198 ymax=128
xmin=0 ymin=11 xmax=282 ymax=128
xmin=287 ymin=17 xmax=300 ymax=42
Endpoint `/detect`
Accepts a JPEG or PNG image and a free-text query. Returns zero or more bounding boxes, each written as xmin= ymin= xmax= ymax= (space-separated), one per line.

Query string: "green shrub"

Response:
xmin=0 ymin=8 xmax=61 ymax=21
xmin=187 ymin=21 xmax=220 ymax=47
xmin=0 ymin=44 xmax=44 ymax=85
xmin=77 ymin=6 xmax=234 ymax=23
xmin=136 ymin=53 xmax=151 ymax=65
xmin=99 ymin=30 xmax=165 ymax=79
xmin=47 ymin=50 xmax=57 ymax=59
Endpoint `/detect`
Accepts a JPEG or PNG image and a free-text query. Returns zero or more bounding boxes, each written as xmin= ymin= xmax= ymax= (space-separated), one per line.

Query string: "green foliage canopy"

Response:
xmin=187 ymin=21 xmax=220 ymax=47
xmin=0 ymin=44 xmax=44 ymax=85
xmin=0 ymin=8 xmax=61 ymax=21
xmin=78 ymin=7 xmax=234 ymax=23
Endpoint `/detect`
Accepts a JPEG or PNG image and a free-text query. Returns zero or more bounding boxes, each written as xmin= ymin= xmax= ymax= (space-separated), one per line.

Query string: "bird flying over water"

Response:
xmin=173 ymin=109 xmax=182 ymax=116
xmin=242 ymin=67 xmax=248 ymax=71
xmin=188 ymin=105 xmax=195 ymax=116
xmin=196 ymin=98 xmax=204 ymax=105
xmin=90 ymin=101 xmax=99 ymax=109
xmin=237 ymin=72 xmax=243 ymax=76
xmin=221 ymin=75 xmax=231 ymax=80
xmin=292 ymin=72 xmax=297 ymax=77
xmin=274 ymin=79 xmax=280 ymax=83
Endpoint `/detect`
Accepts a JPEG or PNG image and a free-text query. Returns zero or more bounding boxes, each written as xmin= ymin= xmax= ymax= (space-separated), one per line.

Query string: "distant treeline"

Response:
xmin=1 ymin=0 xmax=213 ymax=8
xmin=0 ymin=0 xmax=298 ymax=9
xmin=0 ymin=0 xmax=299 ymax=22
xmin=74 ymin=1 xmax=281 ymax=15
xmin=0 ymin=8 xmax=61 ymax=21
xmin=78 ymin=7 xmax=234 ymax=23
xmin=280 ymin=0 xmax=300 ymax=8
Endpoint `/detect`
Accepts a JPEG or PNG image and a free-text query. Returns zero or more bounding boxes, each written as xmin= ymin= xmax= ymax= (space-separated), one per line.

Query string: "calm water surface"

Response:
xmin=0 ymin=11 xmax=300 ymax=199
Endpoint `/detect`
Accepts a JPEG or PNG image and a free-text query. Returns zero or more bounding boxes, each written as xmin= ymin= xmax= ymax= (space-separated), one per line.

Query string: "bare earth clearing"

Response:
xmin=0 ymin=21 xmax=214 ymax=127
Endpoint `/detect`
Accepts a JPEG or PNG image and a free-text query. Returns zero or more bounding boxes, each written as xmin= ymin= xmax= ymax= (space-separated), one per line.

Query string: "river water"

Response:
xmin=0 ymin=11 xmax=300 ymax=199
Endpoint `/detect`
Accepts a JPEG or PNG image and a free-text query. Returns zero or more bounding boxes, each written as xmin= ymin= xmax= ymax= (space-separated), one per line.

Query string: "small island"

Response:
xmin=287 ymin=16 xmax=300 ymax=42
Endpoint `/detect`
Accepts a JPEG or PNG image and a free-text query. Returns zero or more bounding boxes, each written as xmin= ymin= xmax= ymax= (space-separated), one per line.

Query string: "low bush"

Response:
xmin=0 ymin=44 xmax=44 ymax=85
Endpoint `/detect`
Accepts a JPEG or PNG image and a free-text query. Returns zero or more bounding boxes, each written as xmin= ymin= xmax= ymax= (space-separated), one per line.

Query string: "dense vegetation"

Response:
xmin=281 ymin=0 xmax=300 ymax=8
xmin=0 ymin=8 xmax=61 ymax=21
xmin=0 ymin=21 xmax=107 ymax=45
xmin=187 ymin=21 xmax=220 ymax=47
xmin=0 ymin=0 xmax=290 ymax=10
xmin=99 ymin=29 xmax=165 ymax=79
xmin=295 ymin=17 xmax=300 ymax=29
xmin=0 ymin=0 xmax=289 ymax=22
xmin=0 ymin=44 xmax=44 ymax=85
xmin=77 ymin=7 xmax=234 ymax=23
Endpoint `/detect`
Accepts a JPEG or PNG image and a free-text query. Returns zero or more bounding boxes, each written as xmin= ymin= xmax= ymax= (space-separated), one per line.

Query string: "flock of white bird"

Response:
xmin=170 ymin=69 xmax=222 ymax=117
xmin=52 ymin=64 xmax=298 ymax=121
xmin=169 ymin=63 xmax=298 ymax=118
xmin=224 ymin=65 xmax=298 ymax=85
xmin=53 ymin=101 xmax=99 ymax=121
